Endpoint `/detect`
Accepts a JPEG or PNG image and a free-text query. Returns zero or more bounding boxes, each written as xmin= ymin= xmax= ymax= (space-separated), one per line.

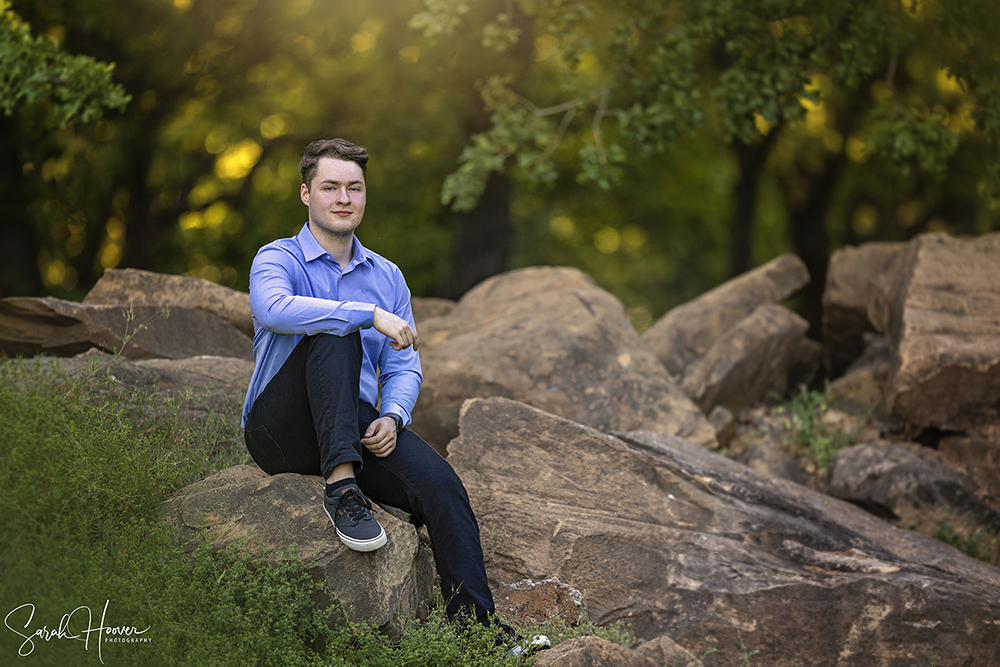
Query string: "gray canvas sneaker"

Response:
xmin=324 ymin=485 xmax=386 ymax=552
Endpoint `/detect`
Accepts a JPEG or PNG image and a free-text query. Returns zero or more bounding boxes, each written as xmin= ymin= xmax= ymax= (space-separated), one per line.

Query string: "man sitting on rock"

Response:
xmin=241 ymin=138 xmax=497 ymax=628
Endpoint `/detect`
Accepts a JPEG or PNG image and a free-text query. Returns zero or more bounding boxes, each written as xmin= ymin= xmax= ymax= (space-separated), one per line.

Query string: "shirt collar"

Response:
xmin=297 ymin=222 xmax=372 ymax=270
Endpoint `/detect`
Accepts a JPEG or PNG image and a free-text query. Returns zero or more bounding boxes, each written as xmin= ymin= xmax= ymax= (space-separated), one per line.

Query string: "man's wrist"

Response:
xmin=388 ymin=413 xmax=403 ymax=435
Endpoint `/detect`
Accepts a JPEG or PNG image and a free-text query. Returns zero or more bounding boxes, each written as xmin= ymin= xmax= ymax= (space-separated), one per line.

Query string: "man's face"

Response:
xmin=300 ymin=157 xmax=366 ymax=240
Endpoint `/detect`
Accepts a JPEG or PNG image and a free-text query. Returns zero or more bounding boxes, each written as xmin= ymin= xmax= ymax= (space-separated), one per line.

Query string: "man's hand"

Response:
xmin=362 ymin=416 xmax=397 ymax=457
xmin=373 ymin=306 xmax=419 ymax=351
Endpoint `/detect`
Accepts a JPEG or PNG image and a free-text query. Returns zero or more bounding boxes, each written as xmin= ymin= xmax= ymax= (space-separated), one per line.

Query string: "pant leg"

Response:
xmin=353 ymin=403 xmax=496 ymax=623
xmin=244 ymin=332 xmax=364 ymax=479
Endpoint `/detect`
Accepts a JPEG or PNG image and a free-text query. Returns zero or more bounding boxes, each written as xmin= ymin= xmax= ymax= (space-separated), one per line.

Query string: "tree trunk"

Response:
xmin=436 ymin=172 xmax=514 ymax=299
xmin=0 ymin=116 xmax=44 ymax=296
xmin=729 ymin=136 xmax=776 ymax=278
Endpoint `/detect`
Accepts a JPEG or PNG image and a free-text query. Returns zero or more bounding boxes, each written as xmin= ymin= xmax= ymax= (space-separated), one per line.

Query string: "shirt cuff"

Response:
xmin=380 ymin=404 xmax=409 ymax=429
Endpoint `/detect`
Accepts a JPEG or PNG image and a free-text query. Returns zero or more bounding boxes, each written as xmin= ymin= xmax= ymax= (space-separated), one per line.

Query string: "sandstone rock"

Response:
xmin=160 ymin=465 xmax=435 ymax=638
xmin=493 ymin=577 xmax=585 ymax=628
xmin=634 ymin=635 xmax=704 ymax=667
xmin=533 ymin=636 xmax=656 ymax=667
xmin=641 ymin=254 xmax=809 ymax=378
xmin=828 ymin=334 xmax=892 ymax=415
xmin=822 ymin=242 xmax=903 ymax=378
xmin=84 ymin=267 xmax=253 ymax=338
xmin=678 ymin=304 xmax=816 ymax=413
xmin=0 ymin=297 xmax=253 ymax=361
xmin=866 ymin=233 xmax=1000 ymax=430
xmin=707 ymin=405 xmax=736 ymax=450
xmin=410 ymin=296 xmax=456 ymax=324
xmin=736 ymin=440 xmax=811 ymax=487
xmin=826 ymin=440 xmax=1000 ymax=544
xmin=412 ymin=266 xmax=715 ymax=454
xmin=22 ymin=351 xmax=252 ymax=450
xmin=450 ymin=396 xmax=1000 ymax=666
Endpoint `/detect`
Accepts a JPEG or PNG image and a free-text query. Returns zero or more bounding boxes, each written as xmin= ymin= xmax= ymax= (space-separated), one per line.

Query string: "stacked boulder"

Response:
xmin=411 ymin=266 xmax=717 ymax=453
xmin=640 ymin=254 xmax=821 ymax=417
xmin=821 ymin=232 xmax=1000 ymax=570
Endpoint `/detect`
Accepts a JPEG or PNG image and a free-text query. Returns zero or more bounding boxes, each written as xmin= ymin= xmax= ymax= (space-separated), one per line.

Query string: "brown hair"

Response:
xmin=300 ymin=138 xmax=369 ymax=187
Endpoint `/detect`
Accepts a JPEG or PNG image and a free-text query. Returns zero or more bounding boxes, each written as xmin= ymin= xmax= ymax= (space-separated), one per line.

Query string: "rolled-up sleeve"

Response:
xmin=250 ymin=248 xmax=375 ymax=336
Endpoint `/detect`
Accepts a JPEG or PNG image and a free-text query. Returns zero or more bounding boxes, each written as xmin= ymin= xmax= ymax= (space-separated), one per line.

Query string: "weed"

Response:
xmin=783 ymin=385 xmax=854 ymax=472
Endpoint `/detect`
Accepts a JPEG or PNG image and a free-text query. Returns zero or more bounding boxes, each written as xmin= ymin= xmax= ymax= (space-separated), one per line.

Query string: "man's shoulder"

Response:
xmin=254 ymin=236 xmax=303 ymax=262
xmin=359 ymin=243 xmax=405 ymax=279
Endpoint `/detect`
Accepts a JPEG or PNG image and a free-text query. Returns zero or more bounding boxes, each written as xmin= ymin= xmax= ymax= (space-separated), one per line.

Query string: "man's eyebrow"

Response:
xmin=318 ymin=178 xmax=364 ymax=186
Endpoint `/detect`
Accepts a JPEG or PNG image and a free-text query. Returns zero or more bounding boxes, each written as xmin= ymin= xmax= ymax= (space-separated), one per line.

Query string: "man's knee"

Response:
xmin=304 ymin=331 xmax=363 ymax=372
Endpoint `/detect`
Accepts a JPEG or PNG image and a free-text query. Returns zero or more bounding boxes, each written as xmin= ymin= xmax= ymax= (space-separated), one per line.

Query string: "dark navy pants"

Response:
xmin=244 ymin=331 xmax=495 ymax=623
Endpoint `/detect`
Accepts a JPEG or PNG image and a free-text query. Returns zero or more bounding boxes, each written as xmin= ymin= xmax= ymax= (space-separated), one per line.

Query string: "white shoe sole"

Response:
xmin=324 ymin=505 xmax=387 ymax=552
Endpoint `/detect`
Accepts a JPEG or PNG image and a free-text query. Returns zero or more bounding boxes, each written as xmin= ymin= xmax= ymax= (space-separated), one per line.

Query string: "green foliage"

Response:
xmin=865 ymin=106 xmax=961 ymax=179
xmin=783 ymin=387 xmax=852 ymax=473
xmin=934 ymin=511 xmax=996 ymax=563
xmin=414 ymin=0 xmax=1000 ymax=215
xmin=0 ymin=0 xmax=130 ymax=126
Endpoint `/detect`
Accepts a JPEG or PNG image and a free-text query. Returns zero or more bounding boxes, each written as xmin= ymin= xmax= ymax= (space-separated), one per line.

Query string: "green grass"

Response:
xmin=0 ymin=359 xmax=643 ymax=666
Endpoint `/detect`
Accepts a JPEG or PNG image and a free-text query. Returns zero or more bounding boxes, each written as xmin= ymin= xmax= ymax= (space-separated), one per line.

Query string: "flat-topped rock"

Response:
xmin=160 ymin=465 xmax=435 ymax=638
xmin=84 ymin=267 xmax=253 ymax=338
xmin=0 ymin=297 xmax=252 ymax=361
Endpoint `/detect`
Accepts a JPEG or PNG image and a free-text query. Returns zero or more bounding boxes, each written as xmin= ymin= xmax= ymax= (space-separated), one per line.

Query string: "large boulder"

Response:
xmin=160 ymin=465 xmax=435 ymax=638
xmin=0 ymin=296 xmax=253 ymax=361
xmin=640 ymin=256 xmax=819 ymax=413
xmin=867 ymin=233 xmax=1000 ymax=431
xmin=826 ymin=439 xmax=1000 ymax=545
xmin=84 ymin=267 xmax=254 ymax=338
xmin=410 ymin=296 xmax=456 ymax=325
xmin=449 ymin=396 xmax=1000 ymax=666
xmin=20 ymin=351 xmax=252 ymax=453
xmin=412 ymin=267 xmax=715 ymax=454
xmin=640 ymin=254 xmax=809 ymax=378
xmin=533 ymin=636 xmax=657 ymax=667
xmin=822 ymin=242 xmax=904 ymax=378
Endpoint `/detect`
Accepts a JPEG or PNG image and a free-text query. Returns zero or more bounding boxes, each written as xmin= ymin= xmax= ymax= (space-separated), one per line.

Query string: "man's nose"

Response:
xmin=335 ymin=188 xmax=350 ymax=204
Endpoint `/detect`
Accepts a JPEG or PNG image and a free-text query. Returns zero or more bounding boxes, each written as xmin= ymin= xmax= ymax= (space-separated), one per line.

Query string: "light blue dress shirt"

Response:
xmin=241 ymin=222 xmax=422 ymax=429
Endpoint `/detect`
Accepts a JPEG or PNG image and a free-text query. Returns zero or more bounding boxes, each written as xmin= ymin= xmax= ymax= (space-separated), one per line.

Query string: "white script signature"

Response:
xmin=4 ymin=600 xmax=151 ymax=664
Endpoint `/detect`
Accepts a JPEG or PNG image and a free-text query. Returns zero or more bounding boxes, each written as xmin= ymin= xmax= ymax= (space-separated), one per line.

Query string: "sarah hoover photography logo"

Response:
xmin=4 ymin=599 xmax=151 ymax=664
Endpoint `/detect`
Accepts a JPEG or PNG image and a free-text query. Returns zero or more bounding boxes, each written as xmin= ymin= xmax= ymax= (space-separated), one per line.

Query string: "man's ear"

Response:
xmin=300 ymin=183 xmax=309 ymax=206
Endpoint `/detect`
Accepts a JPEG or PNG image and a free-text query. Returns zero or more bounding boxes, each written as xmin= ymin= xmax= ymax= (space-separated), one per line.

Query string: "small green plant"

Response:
xmin=736 ymin=630 xmax=760 ymax=666
xmin=784 ymin=386 xmax=853 ymax=472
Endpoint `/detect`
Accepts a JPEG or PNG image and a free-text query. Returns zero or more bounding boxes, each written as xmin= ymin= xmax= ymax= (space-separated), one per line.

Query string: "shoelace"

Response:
xmin=336 ymin=489 xmax=373 ymax=526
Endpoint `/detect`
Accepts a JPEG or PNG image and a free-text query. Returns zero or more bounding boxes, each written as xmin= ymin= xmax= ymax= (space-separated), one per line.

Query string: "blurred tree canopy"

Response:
xmin=1 ymin=0 xmax=129 ymax=126
xmin=1 ymin=0 xmax=998 ymax=336
xmin=413 ymin=0 xmax=1000 ymax=333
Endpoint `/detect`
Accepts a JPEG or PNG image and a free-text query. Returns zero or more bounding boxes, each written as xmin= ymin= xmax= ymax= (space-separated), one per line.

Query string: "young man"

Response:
xmin=241 ymin=138 xmax=496 ymax=626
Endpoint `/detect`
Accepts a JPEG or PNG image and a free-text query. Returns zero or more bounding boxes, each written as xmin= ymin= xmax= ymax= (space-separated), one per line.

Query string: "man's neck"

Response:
xmin=312 ymin=224 xmax=354 ymax=267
